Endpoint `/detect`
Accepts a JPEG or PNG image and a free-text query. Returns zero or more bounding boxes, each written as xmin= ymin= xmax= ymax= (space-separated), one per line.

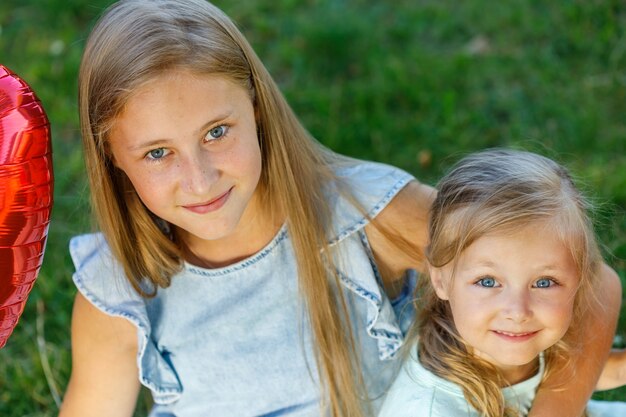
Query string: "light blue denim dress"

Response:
xmin=70 ymin=161 xmax=417 ymax=417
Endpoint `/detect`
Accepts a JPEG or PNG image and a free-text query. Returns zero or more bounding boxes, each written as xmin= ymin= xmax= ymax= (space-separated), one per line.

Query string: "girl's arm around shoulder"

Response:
xmin=58 ymin=292 xmax=141 ymax=417
xmin=529 ymin=263 xmax=622 ymax=417
xmin=365 ymin=180 xmax=436 ymax=297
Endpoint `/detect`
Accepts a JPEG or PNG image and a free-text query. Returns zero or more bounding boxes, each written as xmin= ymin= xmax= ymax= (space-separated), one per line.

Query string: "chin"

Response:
xmin=177 ymin=221 xmax=238 ymax=242
xmin=495 ymin=353 xmax=540 ymax=367
xmin=195 ymin=228 xmax=237 ymax=241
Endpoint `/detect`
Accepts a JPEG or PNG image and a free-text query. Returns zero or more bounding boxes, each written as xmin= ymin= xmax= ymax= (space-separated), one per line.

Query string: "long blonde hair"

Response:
xmin=79 ymin=0 xmax=368 ymax=415
xmin=414 ymin=149 xmax=601 ymax=416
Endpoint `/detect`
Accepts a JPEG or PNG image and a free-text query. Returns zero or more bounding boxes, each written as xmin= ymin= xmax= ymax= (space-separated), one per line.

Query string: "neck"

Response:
xmin=498 ymin=357 xmax=540 ymax=386
xmin=179 ymin=199 xmax=284 ymax=269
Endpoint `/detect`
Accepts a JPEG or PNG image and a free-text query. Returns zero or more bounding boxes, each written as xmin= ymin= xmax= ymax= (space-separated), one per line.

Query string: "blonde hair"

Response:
xmin=414 ymin=149 xmax=601 ymax=416
xmin=79 ymin=0 xmax=368 ymax=415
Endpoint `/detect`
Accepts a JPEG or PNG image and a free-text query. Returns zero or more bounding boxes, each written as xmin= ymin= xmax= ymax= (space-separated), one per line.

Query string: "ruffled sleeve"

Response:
xmin=327 ymin=161 xmax=415 ymax=245
xmin=69 ymin=233 xmax=182 ymax=404
xmin=326 ymin=161 xmax=416 ymax=360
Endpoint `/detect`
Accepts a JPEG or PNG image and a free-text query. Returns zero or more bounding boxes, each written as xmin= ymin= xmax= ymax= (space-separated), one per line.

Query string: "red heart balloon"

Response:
xmin=0 ymin=65 xmax=54 ymax=349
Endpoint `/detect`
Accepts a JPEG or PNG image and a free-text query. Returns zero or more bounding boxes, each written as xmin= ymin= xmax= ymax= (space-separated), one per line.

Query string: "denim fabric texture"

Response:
xmin=70 ymin=161 xmax=416 ymax=417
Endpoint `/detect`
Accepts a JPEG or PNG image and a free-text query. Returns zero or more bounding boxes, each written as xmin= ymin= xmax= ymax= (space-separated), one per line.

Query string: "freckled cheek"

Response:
xmin=236 ymin=143 xmax=263 ymax=184
xmin=129 ymin=171 xmax=177 ymax=202
xmin=250 ymin=150 xmax=262 ymax=181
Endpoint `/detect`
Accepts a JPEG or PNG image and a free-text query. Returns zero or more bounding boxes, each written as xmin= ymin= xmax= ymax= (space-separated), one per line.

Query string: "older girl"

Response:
xmin=59 ymin=1 xmax=621 ymax=416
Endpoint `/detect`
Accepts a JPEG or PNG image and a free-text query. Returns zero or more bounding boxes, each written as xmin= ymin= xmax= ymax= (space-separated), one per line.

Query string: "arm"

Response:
xmin=596 ymin=348 xmax=626 ymax=391
xmin=364 ymin=180 xmax=436 ymax=295
xmin=58 ymin=292 xmax=141 ymax=417
xmin=529 ymin=263 xmax=622 ymax=417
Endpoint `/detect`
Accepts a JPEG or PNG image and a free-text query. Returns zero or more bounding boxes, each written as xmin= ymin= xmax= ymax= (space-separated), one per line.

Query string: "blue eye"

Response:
xmin=476 ymin=277 xmax=497 ymax=288
xmin=534 ymin=278 xmax=554 ymax=288
xmin=147 ymin=148 xmax=166 ymax=160
xmin=205 ymin=125 xmax=228 ymax=142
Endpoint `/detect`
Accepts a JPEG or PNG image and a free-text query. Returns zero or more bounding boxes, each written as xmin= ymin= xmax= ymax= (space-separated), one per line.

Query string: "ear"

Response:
xmin=428 ymin=264 xmax=450 ymax=300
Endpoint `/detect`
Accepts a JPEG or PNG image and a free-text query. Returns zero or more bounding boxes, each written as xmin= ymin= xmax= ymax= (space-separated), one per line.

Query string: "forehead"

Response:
xmin=109 ymin=71 xmax=253 ymax=141
xmin=124 ymin=71 xmax=244 ymax=108
xmin=457 ymin=222 xmax=578 ymax=272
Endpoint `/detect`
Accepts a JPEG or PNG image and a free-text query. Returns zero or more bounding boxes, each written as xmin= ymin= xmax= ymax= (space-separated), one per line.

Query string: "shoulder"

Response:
xmin=325 ymin=159 xmax=435 ymax=291
xmin=62 ymin=236 xmax=141 ymax=414
xmin=67 ymin=234 xmax=183 ymax=404
xmin=69 ymin=233 xmax=144 ymax=316
xmin=379 ymin=375 xmax=435 ymax=417
xmin=326 ymin=160 xmax=416 ymax=244
xmin=69 ymin=232 xmax=115 ymax=274
xmin=365 ymin=180 xmax=436 ymax=291
xmin=371 ymin=179 xmax=436 ymax=235
xmin=379 ymin=349 xmax=441 ymax=417
xmin=379 ymin=363 xmax=460 ymax=417
xmin=70 ymin=290 xmax=139 ymax=359
xmin=382 ymin=346 xmax=479 ymax=417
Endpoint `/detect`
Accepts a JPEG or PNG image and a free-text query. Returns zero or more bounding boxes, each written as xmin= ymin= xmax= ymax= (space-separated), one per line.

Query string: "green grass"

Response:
xmin=0 ymin=0 xmax=625 ymax=415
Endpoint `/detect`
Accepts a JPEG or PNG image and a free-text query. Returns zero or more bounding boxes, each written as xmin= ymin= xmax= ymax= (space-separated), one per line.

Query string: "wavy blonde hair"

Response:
xmin=413 ymin=149 xmax=601 ymax=416
xmin=78 ymin=0 xmax=371 ymax=415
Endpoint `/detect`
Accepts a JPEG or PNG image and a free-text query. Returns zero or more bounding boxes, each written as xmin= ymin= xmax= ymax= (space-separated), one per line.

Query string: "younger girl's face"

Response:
xmin=429 ymin=222 xmax=579 ymax=383
xmin=108 ymin=71 xmax=263 ymax=249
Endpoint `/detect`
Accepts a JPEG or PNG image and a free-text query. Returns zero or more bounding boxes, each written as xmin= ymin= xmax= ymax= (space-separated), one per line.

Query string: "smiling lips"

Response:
xmin=182 ymin=188 xmax=232 ymax=214
xmin=492 ymin=330 xmax=539 ymax=342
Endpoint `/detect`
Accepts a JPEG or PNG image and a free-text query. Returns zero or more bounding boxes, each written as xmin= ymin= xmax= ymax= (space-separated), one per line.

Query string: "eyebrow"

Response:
xmin=128 ymin=139 xmax=170 ymax=152
xmin=126 ymin=110 xmax=235 ymax=151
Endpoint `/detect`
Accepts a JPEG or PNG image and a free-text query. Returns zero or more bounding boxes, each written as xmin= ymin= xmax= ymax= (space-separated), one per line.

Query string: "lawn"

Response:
xmin=0 ymin=0 xmax=625 ymax=415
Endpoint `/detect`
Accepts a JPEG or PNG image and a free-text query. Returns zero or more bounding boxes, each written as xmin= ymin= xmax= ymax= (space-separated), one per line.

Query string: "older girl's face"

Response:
xmin=108 ymin=71 xmax=263 ymax=252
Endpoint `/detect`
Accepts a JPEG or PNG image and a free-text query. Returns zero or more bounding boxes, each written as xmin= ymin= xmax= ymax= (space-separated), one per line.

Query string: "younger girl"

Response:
xmin=58 ymin=0 xmax=621 ymax=416
xmin=379 ymin=149 xmax=626 ymax=417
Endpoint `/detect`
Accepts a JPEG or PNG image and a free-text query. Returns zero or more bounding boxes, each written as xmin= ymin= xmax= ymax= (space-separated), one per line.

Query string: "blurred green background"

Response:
xmin=1 ymin=0 xmax=625 ymax=415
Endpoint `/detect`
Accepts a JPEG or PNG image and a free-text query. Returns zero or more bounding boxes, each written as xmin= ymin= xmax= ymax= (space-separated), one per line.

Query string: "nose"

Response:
xmin=178 ymin=150 xmax=219 ymax=195
xmin=501 ymin=288 xmax=533 ymax=323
